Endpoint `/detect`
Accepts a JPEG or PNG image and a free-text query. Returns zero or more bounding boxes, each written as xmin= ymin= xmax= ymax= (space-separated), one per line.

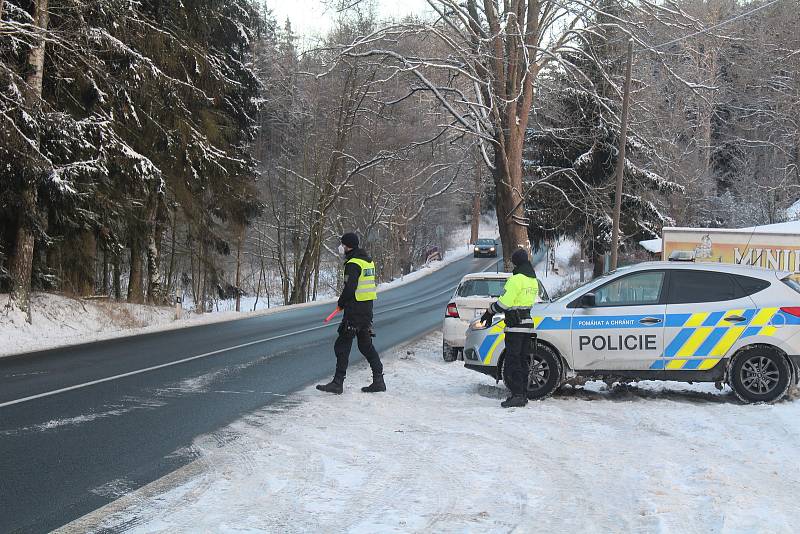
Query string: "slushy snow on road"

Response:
xmin=82 ymin=332 xmax=800 ymax=533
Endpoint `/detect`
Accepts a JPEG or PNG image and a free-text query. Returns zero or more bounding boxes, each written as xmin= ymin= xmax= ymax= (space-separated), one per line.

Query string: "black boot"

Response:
xmin=316 ymin=376 xmax=344 ymax=394
xmin=501 ymin=394 xmax=527 ymax=408
xmin=361 ymin=374 xmax=386 ymax=393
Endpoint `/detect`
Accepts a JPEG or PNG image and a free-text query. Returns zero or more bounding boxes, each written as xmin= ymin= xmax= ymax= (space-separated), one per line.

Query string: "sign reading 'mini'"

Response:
xmin=662 ymin=225 xmax=800 ymax=271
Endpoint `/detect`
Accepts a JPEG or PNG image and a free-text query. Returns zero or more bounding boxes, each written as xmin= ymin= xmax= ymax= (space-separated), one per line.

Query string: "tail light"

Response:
xmin=446 ymin=302 xmax=459 ymax=318
xmin=780 ymin=307 xmax=800 ymax=317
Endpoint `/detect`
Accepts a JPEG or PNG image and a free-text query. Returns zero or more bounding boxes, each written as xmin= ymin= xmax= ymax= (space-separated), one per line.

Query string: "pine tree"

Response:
xmin=524 ymin=3 xmax=683 ymax=275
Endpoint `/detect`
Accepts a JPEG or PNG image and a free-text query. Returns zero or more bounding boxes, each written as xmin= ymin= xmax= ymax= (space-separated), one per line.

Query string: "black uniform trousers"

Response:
xmin=334 ymin=319 xmax=383 ymax=380
xmin=504 ymin=331 xmax=531 ymax=396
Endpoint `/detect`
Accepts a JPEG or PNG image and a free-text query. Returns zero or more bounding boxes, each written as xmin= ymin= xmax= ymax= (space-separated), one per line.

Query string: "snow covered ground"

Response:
xmin=69 ymin=331 xmax=800 ymax=534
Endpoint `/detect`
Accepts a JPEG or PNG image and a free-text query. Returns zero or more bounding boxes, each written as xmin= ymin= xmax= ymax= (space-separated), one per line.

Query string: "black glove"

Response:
xmin=480 ymin=310 xmax=494 ymax=324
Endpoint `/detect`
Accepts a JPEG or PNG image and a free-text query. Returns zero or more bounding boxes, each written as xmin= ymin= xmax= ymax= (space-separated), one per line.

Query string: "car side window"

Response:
xmin=667 ymin=270 xmax=737 ymax=304
xmin=732 ymin=274 xmax=770 ymax=298
xmin=593 ymin=271 xmax=665 ymax=307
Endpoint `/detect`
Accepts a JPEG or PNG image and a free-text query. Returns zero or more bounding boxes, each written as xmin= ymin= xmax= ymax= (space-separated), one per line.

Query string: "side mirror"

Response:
xmin=580 ymin=292 xmax=596 ymax=308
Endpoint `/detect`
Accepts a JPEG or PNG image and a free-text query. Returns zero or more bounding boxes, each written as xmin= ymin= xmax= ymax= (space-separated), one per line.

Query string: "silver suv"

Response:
xmin=464 ymin=262 xmax=800 ymax=403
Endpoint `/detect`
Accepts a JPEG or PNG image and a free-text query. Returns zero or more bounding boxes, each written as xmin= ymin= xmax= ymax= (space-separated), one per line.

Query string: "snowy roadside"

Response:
xmin=534 ymin=238 xmax=584 ymax=298
xmin=0 ymin=217 xmax=498 ymax=358
xmin=0 ymin=292 xmax=335 ymax=358
xmin=71 ymin=331 xmax=800 ymax=533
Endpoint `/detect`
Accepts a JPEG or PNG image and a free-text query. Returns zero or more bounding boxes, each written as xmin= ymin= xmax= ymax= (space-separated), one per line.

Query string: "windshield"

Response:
xmin=552 ymin=271 xmax=618 ymax=302
xmin=783 ymin=274 xmax=800 ymax=295
xmin=476 ymin=239 xmax=495 ymax=245
xmin=457 ymin=279 xmax=506 ymax=297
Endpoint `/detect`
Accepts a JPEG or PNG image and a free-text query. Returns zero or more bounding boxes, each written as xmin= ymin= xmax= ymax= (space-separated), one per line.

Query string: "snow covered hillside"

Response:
xmin=74 ymin=332 xmax=800 ymax=533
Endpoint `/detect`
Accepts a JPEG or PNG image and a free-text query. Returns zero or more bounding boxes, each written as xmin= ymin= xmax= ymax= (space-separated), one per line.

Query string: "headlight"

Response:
xmin=474 ymin=247 xmax=479 ymax=251
xmin=489 ymin=247 xmax=495 ymax=251
xmin=469 ymin=318 xmax=489 ymax=330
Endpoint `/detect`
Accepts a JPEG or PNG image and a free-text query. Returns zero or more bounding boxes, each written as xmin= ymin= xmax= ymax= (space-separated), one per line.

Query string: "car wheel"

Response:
xmin=728 ymin=346 xmax=791 ymax=404
xmin=501 ymin=342 xmax=563 ymax=400
xmin=442 ymin=341 xmax=458 ymax=362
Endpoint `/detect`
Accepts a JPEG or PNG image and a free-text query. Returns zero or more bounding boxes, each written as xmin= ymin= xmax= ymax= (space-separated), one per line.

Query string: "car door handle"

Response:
xmin=724 ymin=315 xmax=747 ymax=323
xmin=639 ymin=317 xmax=662 ymax=325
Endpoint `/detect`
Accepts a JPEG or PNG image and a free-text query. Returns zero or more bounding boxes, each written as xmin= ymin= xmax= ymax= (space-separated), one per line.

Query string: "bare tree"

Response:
xmin=329 ymin=1 xmax=652 ymax=266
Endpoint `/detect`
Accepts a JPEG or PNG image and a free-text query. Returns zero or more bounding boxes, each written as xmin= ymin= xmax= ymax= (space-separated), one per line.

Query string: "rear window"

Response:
xmin=783 ymin=275 xmax=800 ymax=295
xmin=457 ymin=279 xmax=506 ymax=297
xmin=667 ymin=270 xmax=737 ymax=304
xmin=732 ymin=274 xmax=771 ymax=297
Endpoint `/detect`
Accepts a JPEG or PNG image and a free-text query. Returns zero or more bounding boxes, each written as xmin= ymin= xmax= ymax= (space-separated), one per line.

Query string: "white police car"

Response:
xmin=463 ymin=262 xmax=800 ymax=403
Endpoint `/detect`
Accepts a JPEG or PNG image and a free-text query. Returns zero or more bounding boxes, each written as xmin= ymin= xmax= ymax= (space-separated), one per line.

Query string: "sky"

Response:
xmin=268 ymin=0 xmax=432 ymax=39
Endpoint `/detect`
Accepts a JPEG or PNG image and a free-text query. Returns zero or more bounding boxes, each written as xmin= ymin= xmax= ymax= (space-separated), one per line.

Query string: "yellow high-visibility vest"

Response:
xmin=497 ymin=273 xmax=539 ymax=309
xmin=347 ymin=257 xmax=377 ymax=301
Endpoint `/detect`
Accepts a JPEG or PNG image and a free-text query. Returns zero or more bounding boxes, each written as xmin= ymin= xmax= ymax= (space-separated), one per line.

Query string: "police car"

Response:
xmin=463 ymin=262 xmax=800 ymax=403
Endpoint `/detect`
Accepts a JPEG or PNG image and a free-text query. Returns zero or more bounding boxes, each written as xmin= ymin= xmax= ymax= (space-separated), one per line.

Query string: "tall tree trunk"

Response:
xmin=493 ymin=141 xmax=531 ymax=270
xmin=101 ymin=236 xmax=109 ymax=296
xmin=289 ymin=216 xmax=324 ymax=304
xmin=235 ymin=227 xmax=244 ymax=312
xmin=113 ymin=251 xmax=121 ymax=300
xmin=10 ymin=0 xmax=48 ymax=321
xmin=145 ymin=192 xmax=163 ymax=304
xmin=253 ymin=257 xmax=264 ymax=311
xmin=79 ymin=231 xmax=96 ymax=295
xmin=128 ymin=237 xmax=144 ymax=304
xmin=165 ymin=214 xmax=177 ymax=298
xmin=312 ymin=237 xmax=321 ymax=301
xmin=471 ymin=161 xmax=481 ymax=245
xmin=10 ymin=187 xmax=37 ymax=319
xmin=146 ymin=231 xmax=161 ymax=304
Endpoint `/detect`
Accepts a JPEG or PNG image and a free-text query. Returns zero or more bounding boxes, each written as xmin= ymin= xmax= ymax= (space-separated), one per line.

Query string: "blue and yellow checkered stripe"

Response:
xmin=475 ymin=308 xmax=795 ymax=369
xmin=650 ymin=308 xmax=782 ymax=371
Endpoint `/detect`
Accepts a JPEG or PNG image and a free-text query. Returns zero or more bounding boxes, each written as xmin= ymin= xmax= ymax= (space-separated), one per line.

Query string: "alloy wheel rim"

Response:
xmin=740 ymin=356 xmax=780 ymax=395
xmin=528 ymin=356 xmax=550 ymax=390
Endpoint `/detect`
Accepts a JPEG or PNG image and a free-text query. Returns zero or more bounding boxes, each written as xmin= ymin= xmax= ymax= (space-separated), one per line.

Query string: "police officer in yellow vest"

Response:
xmin=481 ymin=248 xmax=539 ymax=408
xmin=317 ymin=233 xmax=385 ymax=394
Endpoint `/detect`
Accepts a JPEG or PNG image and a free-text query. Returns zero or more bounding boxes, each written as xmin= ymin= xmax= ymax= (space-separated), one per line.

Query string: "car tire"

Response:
xmin=442 ymin=341 xmax=459 ymax=362
xmin=501 ymin=342 xmax=563 ymax=400
xmin=728 ymin=346 xmax=792 ymax=404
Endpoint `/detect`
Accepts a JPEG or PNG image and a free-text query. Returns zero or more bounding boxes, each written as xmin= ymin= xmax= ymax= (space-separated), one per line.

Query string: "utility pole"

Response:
xmin=610 ymin=39 xmax=634 ymax=271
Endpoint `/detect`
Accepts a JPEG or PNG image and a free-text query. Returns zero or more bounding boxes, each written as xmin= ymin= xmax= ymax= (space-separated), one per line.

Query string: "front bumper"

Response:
xmin=473 ymin=249 xmax=497 ymax=256
xmin=463 ymin=316 xmax=506 ymax=368
xmin=464 ymin=363 xmax=499 ymax=379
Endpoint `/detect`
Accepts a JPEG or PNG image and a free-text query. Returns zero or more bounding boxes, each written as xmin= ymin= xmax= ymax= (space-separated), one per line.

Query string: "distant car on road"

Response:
xmin=473 ymin=238 xmax=498 ymax=258
xmin=443 ymin=272 xmax=549 ymax=362
xmin=464 ymin=262 xmax=800 ymax=404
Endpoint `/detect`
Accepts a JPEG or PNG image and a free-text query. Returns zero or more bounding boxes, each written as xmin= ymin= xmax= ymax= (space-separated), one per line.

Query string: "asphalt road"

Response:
xmin=0 ymin=252 xmax=507 ymax=533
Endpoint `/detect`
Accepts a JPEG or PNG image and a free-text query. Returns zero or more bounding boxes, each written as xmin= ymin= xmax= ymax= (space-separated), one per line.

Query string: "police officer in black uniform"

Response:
xmin=317 ymin=233 xmax=385 ymax=394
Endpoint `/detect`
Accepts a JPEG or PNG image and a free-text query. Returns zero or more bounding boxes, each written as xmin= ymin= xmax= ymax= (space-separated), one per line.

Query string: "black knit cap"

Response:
xmin=511 ymin=248 xmax=528 ymax=266
xmin=341 ymin=232 xmax=359 ymax=249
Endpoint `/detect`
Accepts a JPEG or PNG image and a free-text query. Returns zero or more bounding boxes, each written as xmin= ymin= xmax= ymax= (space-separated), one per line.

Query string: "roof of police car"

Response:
xmin=619 ymin=261 xmax=790 ymax=278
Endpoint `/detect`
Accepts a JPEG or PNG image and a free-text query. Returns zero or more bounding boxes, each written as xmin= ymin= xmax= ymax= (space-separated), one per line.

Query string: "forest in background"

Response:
xmin=1 ymin=0 xmax=798 ymax=319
